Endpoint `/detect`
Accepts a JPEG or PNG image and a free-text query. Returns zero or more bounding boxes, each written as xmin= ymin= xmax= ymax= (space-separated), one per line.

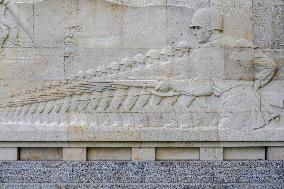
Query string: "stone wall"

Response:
xmin=0 ymin=0 xmax=284 ymax=165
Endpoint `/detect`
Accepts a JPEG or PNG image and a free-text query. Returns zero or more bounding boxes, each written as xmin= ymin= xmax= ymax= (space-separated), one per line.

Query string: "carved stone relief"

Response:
xmin=0 ymin=0 xmax=283 ymax=141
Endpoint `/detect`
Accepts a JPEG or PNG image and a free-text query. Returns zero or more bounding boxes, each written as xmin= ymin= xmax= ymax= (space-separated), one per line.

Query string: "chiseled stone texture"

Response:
xmin=0 ymin=161 xmax=283 ymax=188
xmin=211 ymin=0 xmax=253 ymax=40
xmin=252 ymin=0 xmax=284 ymax=49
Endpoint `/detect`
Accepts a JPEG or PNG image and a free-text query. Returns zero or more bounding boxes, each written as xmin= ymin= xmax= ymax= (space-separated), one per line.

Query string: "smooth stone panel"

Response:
xmin=87 ymin=147 xmax=132 ymax=160
xmin=63 ymin=147 xmax=86 ymax=161
xmin=156 ymin=147 xmax=199 ymax=160
xmin=122 ymin=6 xmax=167 ymax=48
xmin=0 ymin=148 xmax=18 ymax=161
xmin=132 ymin=147 xmax=155 ymax=160
xmin=0 ymin=48 xmax=64 ymax=81
xmin=19 ymin=147 xmax=63 ymax=160
xmin=73 ymin=0 xmax=124 ymax=49
xmin=200 ymin=147 xmax=223 ymax=160
xmin=223 ymin=147 xmax=265 ymax=160
xmin=266 ymin=147 xmax=284 ymax=160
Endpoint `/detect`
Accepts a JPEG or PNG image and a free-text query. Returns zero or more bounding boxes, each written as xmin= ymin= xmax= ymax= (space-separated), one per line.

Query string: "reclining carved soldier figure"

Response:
xmin=154 ymin=8 xmax=278 ymax=130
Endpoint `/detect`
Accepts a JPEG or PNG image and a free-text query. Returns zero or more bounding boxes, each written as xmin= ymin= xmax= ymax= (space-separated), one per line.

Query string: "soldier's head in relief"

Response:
xmin=110 ymin=62 xmax=120 ymax=74
xmin=175 ymin=41 xmax=191 ymax=58
xmin=86 ymin=69 xmax=96 ymax=79
xmin=120 ymin=58 xmax=131 ymax=71
xmin=160 ymin=46 xmax=175 ymax=62
xmin=132 ymin=54 xmax=145 ymax=68
xmin=190 ymin=8 xmax=223 ymax=43
xmin=96 ymin=65 xmax=107 ymax=78
xmin=145 ymin=49 xmax=160 ymax=65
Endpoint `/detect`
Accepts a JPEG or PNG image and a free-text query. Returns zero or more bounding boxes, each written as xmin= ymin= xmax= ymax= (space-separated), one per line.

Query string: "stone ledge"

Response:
xmin=1 ymin=125 xmax=284 ymax=142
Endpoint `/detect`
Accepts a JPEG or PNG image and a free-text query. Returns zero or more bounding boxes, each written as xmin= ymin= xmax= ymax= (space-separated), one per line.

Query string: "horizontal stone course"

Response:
xmin=2 ymin=183 xmax=284 ymax=189
xmin=0 ymin=161 xmax=283 ymax=188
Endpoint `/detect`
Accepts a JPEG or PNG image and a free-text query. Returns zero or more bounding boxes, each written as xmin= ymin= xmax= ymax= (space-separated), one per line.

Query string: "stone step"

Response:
xmin=0 ymin=161 xmax=283 ymax=188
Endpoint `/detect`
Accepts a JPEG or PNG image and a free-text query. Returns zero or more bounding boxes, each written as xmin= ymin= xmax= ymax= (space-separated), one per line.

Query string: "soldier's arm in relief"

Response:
xmin=254 ymin=49 xmax=277 ymax=89
xmin=155 ymin=79 xmax=214 ymax=97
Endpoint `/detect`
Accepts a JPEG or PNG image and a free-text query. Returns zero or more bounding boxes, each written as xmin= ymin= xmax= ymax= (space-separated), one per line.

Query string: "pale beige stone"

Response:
xmin=211 ymin=0 xmax=253 ymax=40
xmin=252 ymin=0 xmax=284 ymax=49
xmin=266 ymin=147 xmax=284 ymax=160
xmin=88 ymin=147 xmax=132 ymax=160
xmin=0 ymin=148 xmax=18 ymax=160
xmin=0 ymin=48 xmax=64 ymax=81
xmin=33 ymin=0 xmax=78 ymax=48
xmin=167 ymin=0 xmax=210 ymax=9
xmin=224 ymin=147 xmax=265 ymax=160
xmin=20 ymin=147 xmax=62 ymax=160
xmin=63 ymin=147 xmax=86 ymax=161
xmin=122 ymin=6 xmax=166 ymax=48
xmin=73 ymin=0 xmax=124 ymax=49
xmin=200 ymin=147 xmax=223 ymax=160
xmin=224 ymin=48 xmax=254 ymax=80
xmin=3 ymin=1 xmax=33 ymax=48
xmin=132 ymin=147 xmax=155 ymax=161
xmin=156 ymin=147 xmax=199 ymax=160
xmin=0 ymin=4 xmax=283 ymax=147
xmin=0 ymin=124 xmax=68 ymax=141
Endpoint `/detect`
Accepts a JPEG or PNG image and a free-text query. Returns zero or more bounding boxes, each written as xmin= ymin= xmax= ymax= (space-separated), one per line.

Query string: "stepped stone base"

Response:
xmin=0 ymin=161 xmax=283 ymax=189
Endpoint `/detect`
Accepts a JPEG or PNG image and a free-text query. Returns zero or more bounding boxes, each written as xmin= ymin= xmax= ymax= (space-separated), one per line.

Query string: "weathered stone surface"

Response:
xmin=252 ymin=0 xmax=284 ymax=49
xmin=0 ymin=161 xmax=283 ymax=188
xmin=211 ymin=0 xmax=253 ymax=40
xmin=0 ymin=0 xmax=284 ymax=161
